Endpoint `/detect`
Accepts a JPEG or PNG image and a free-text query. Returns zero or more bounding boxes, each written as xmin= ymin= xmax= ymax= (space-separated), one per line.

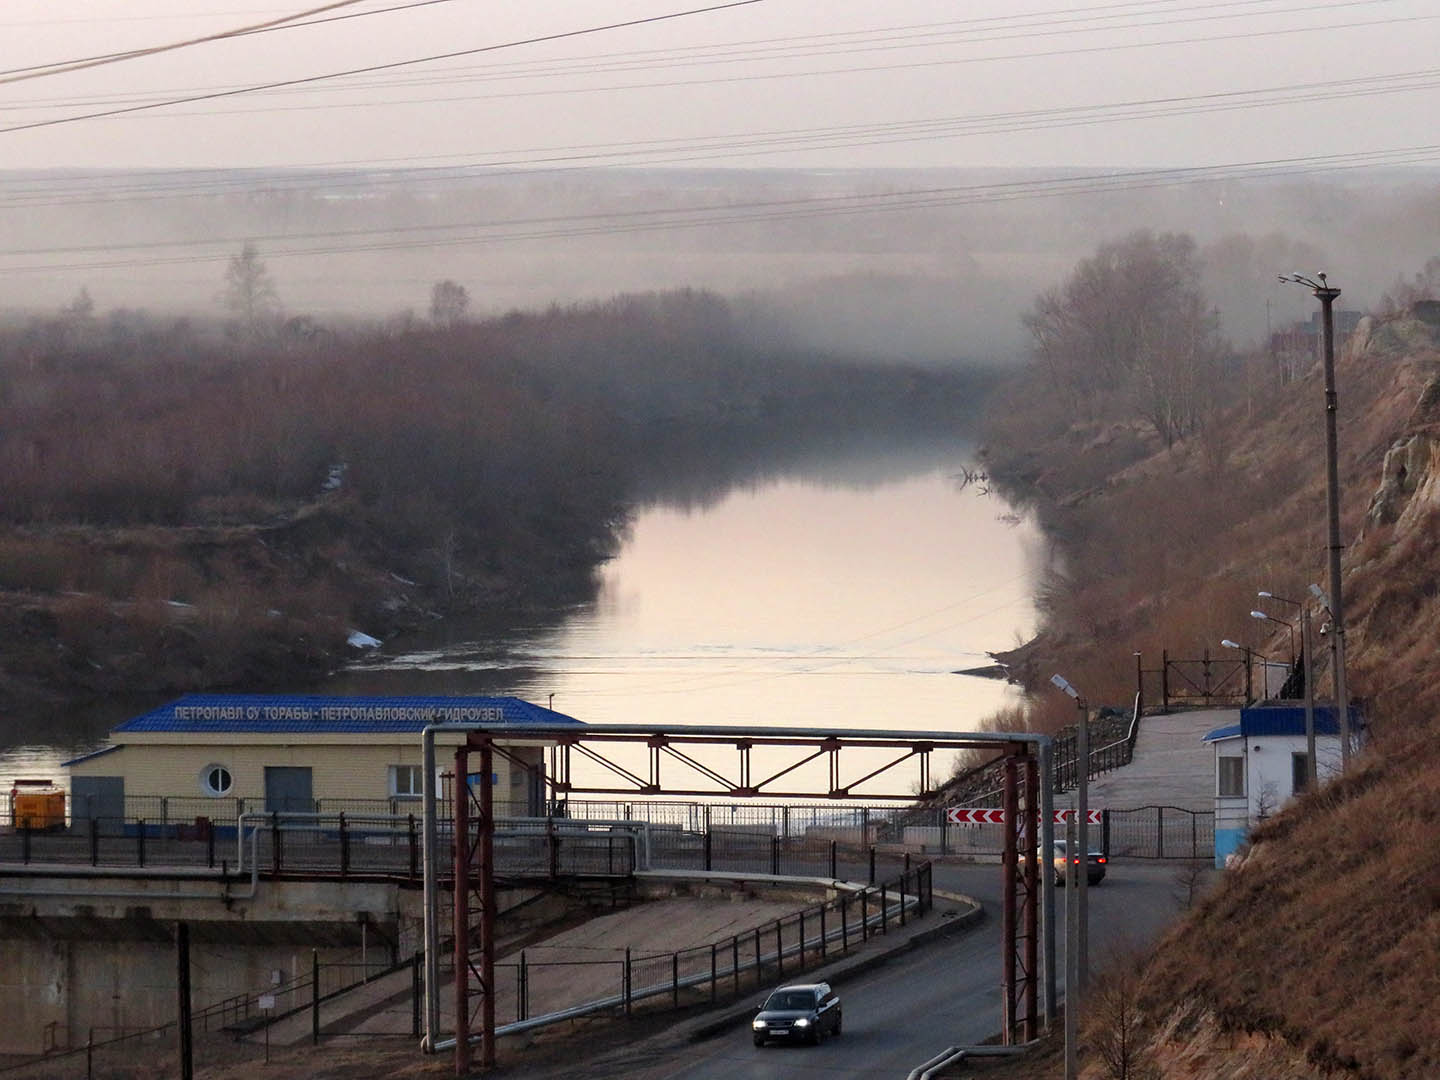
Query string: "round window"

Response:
xmin=200 ymin=764 xmax=233 ymax=797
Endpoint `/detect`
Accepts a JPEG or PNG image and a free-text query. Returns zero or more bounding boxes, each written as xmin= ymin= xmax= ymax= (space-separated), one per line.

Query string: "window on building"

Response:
xmin=1292 ymin=752 xmax=1311 ymax=795
xmin=200 ymin=764 xmax=233 ymax=797
xmin=390 ymin=764 xmax=425 ymax=799
xmin=1217 ymin=756 xmax=1245 ymax=797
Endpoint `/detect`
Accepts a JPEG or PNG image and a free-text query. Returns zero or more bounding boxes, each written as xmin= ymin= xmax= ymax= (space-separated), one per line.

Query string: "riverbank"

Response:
xmin=0 ymin=291 xmax=999 ymax=724
xmin=973 ymin=297 xmax=1440 ymax=1077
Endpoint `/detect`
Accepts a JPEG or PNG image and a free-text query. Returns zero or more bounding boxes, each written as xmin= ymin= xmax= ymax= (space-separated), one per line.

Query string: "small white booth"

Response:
xmin=1203 ymin=704 xmax=1356 ymax=868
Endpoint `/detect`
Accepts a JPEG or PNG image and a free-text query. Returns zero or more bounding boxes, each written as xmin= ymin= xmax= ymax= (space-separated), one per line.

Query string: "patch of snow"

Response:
xmin=322 ymin=462 xmax=348 ymax=492
xmin=347 ymin=630 xmax=382 ymax=649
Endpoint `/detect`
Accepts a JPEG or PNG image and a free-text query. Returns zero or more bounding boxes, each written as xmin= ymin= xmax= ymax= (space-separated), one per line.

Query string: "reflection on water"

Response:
xmin=331 ymin=455 xmax=1040 ymax=788
xmin=1 ymin=443 xmax=1041 ymax=800
xmin=0 ymin=698 xmax=161 ymax=795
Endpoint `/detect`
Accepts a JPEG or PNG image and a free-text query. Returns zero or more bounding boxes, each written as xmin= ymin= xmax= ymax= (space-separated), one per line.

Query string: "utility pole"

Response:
xmin=177 ymin=922 xmax=193 ymax=1080
xmin=1301 ymin=607 xmax=1317 ymax=789
xmin=1279 ymin=273 xmax=1349 ymax=769
xmin=1063 ymin=811 xmax=1078 ymax=1080
xmin=1075 ymin=699 xmax=1089 ymax=989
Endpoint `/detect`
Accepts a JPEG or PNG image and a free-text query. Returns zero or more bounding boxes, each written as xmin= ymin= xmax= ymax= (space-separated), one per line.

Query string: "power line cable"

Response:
xmin=0 ymin=60 xmax=1435 ymax=213
xmin=2 ymin=122 xmax=1440 ymax=262
xmin=3 ymin=141 xmax=1437 ymax=275
xmin=0 ymin=0 xmax=766 ymax=136
xmin=0 ymin=1 xmax=386 ymax=84
xmin=1 ymin=0 xmax=1404 ymax=112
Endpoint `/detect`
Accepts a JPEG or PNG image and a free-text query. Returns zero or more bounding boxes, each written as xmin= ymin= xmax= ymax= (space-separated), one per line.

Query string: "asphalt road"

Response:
xmin=519 ymin=859 xmax=1194 ymax=1080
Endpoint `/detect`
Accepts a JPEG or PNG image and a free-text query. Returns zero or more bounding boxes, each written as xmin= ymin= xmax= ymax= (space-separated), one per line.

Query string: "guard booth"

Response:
xmin=1203 ymin=704 xmax=1358 ymax=867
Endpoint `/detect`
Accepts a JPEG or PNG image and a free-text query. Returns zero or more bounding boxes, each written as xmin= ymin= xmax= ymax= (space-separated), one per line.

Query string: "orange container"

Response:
xmin=10 ymin=779 xmax=65 ymax=830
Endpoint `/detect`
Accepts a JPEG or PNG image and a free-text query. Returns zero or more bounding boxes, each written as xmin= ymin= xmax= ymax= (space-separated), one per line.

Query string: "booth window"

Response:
xmin=390 ymin=764 xmax=424 ymax=798
xmin=200 ymin=764 xmax=233 ymax=797
xmin=1217 ymin=756 xmax=1245 ymax=797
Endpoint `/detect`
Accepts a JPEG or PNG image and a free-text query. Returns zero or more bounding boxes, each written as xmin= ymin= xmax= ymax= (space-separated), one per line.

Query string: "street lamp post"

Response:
xmin=1219 ymin=639 xmax=1254 ymax=704
xmin=1250 ymin=609 xmax=1296 ymax=667
xmin=1258 ymin=591 xmax=1316 ymax=787
xmin=1050 ymin=673 xmax=1087 ymax=1080
xmin=1050 ymin=675 xmax=1088 ymax=988
xmin=1278 ymin=272 xmax=1350 ymax=770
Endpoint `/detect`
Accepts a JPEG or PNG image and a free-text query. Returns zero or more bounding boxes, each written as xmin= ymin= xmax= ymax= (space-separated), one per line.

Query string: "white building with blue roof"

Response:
xmin=1203 ymin=703 xmax=1358 ymax=867
xmin=65 ymin=694 xmax=582 ymax=823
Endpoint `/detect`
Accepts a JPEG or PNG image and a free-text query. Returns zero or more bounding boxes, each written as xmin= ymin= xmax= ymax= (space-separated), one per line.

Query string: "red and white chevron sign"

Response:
xmin=946 ymin=808 xmax=1103 ymax=825
xmin=945 ymin=808 xmax=1007 ymax=824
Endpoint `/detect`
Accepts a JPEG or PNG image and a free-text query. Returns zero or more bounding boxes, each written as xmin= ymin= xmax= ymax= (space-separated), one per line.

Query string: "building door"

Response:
xmin=264 ymin=766 xmax=314 ymax=815
xmin=72 ymin=776 xmax=125 ymax=826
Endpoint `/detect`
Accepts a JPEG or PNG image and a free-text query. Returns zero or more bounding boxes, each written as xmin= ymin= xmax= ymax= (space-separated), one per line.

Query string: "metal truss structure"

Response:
xmin=422 ymin=723 xmax=1054 ymax=1074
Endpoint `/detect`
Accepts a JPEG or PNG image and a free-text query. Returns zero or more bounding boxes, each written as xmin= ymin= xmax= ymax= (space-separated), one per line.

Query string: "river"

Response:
xmin=0 ymin=439 xmax=1040 ymax=795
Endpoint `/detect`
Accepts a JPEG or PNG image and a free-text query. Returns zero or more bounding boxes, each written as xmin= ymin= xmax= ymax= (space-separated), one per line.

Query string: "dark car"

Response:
xmin=751 ymin=981 xmax=842 ymax=1046
xmin=1044 ymin=838 xmax=1107 ymax=886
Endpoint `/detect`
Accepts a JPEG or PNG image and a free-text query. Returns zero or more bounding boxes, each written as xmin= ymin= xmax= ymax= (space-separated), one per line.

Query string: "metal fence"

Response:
xmin=0 ymin=858 xmax=930 ymax=1076
xmin=492 ymin=861 xmax=932 ymax=1030
xmin=0 ymin=797 xmax=1212 ymax=874
xmin=3 ymin=947 xmax=422 ymax=1077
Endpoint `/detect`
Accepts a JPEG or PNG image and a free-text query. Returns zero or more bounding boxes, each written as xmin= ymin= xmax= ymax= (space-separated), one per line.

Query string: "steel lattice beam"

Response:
xmin=425 ymin=721 xmax=1054 ymax=1073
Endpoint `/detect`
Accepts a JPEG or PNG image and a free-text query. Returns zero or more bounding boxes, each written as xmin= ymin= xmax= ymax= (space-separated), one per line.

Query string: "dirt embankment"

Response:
xmin=975 ymin=311 xmax=1440 ymax=1078
xmin=0 ymin=495 xmax=594 ymax=721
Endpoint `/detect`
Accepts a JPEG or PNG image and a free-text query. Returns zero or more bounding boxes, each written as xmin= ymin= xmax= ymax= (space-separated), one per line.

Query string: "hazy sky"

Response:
xmin=6 ymin=0 xmax=1439 ymax=173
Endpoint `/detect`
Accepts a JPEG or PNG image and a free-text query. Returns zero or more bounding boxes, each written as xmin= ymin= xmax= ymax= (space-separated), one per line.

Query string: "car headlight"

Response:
xmin=793 ymin=1018 xmax=810 ymax=1027
xmin=752 ymin=1019 xmax=767 ymax=1030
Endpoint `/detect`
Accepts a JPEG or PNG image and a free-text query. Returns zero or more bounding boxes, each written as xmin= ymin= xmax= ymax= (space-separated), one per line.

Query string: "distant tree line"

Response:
xmin=0 ymin=286 xmax=991 ymax=613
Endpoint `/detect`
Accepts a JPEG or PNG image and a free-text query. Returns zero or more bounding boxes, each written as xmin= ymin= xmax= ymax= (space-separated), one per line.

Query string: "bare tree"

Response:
xmin=61 ymin=286 xmax=95 ymax=321
xmin=1170 ymin=859 xmax=1212 ymax=911
xmin=1086 ymin=956 xmax=1160 ymax=1080
xmin=223 ymin=243 xmax=280 ymax=335
xmin=1378 ymin=255 xmax=1440 ymax=317
xmin=1023 ymin=230 xmax=1224 ymax=447
xmin=430 ymin=279 xmax=469 ymax=327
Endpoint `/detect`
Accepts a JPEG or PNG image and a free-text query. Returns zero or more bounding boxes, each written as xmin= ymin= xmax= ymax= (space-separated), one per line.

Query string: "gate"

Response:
xmin=1105 ymin=805 xmax=1213 ymax=860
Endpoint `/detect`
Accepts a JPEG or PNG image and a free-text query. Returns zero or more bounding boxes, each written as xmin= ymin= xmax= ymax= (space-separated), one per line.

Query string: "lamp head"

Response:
xmin=1250 ymin=610 xmax=1269 ymax=621
xmin=1050 ymin=674 xmax=1080 ymax=700
xmin=1221 ymin=639 xmax=1242 ymax=650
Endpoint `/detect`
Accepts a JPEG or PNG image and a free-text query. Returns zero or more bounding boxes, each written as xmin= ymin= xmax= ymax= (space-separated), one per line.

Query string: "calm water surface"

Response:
xmin=1 ymin=449 xmax=1040 ymax=796
xmin=330 ymin=455 xmax=1041 ymax=789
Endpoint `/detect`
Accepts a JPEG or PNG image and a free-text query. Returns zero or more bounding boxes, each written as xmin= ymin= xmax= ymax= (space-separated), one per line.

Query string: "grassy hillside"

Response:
xmin=978 ymin=296 xmax=1440 ymax=1077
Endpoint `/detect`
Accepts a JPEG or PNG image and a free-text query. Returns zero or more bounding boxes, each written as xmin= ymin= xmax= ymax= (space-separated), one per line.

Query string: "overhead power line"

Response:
xmin=0 ymin=62 xmax=1435 ymax=211
xmin=3 ymin=141 xmax=1437 ymax=275
xmin=2 ymin=0 xmax=1410 ymax=115
xmin=0 ymin=1 xmax=384 ymax=85
xmin=0 ymin=0 xmax=766 ymax=136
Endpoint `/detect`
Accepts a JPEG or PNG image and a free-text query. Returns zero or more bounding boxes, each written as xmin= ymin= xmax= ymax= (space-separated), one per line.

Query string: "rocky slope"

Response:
xmin=978 ymin=307 xmax=1440 ymax=1078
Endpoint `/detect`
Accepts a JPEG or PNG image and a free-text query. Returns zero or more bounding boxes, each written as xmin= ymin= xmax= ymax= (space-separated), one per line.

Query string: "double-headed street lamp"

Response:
xmin=1277 ymin=272 xmax=1350 ymax=770
xmin=1258 ymin=590 xmax=1319 ymax=789
xmin=1249 ymin=608 xmax=1296 ymax=665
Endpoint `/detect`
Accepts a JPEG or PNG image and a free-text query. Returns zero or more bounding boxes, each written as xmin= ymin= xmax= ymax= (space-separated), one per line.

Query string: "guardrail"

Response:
xmin=433 ymin=861 xmax=933 ymax=1052
xmin=0 ymin=812 xmax=644 ymax=880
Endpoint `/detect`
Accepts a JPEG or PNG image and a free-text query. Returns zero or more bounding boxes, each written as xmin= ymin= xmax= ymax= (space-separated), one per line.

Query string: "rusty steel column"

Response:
xmin=1023 ymin=750 xmax=1039 ymax=1041
xmin=1001 ymin=754 xmax=1018 ymax=1042
xmin=452 ymin=746 xmax=470 ymax=1077
xmin=477 ymin=738 xmax=497 ymax=1070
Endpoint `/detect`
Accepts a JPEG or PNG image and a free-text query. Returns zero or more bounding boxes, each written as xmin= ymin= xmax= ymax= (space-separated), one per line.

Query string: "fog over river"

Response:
xmin=1 ymin=440 xmax=1041 ymax=794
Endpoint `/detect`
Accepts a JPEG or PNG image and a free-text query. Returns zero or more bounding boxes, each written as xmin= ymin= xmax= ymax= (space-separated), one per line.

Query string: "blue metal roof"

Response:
xmin=112 ymin=694 xmax=583 ymax=735
xmin=1203 ymin=704 xmax=1358 ymax=743
xmin=60 ymin=744 xmax=122 ymax=768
